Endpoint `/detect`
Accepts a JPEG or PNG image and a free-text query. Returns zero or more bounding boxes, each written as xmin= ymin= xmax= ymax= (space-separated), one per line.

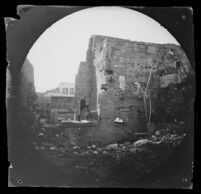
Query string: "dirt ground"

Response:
xmin=33 ymin=128 xmax=186 ymax=187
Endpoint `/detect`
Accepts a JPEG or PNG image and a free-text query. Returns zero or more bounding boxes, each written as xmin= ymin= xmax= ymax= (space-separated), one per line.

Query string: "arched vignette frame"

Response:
xmin=6 ymin=6 xmax=194 ymax=187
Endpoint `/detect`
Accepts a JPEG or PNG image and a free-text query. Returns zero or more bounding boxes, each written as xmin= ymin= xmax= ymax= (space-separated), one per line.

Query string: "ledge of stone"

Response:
xmin=61 ymin=121 xmax=99 ymax=128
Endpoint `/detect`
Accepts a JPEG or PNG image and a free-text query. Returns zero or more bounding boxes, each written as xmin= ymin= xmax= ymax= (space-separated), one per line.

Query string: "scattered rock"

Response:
xmin=93 ymin=151 xmax=98 ymax=154
xmin=102 ymin=151 xmax=108 ymax=154
xmin=38 ymin=133 xmax=44 ymax=136
xmin=129 ymin=147 xmax=137 ymax=152
xmin=133 ymin=139 xmax=149 ymax=147
xmin=50 ymin=146 xmax=56 ymax=150
xmin=106 ymin=143 xmax=118 ymax=150
xmin=86 ymin=150 xmax=91 ymax=154
xmin=179 ymin=121 xmax=185 ymax=125
xmin=114 ymin=118 xmax=124 ymax=123
xmin=91 ymin=144 xmax=97 ymax=149
xmin=155 ymin=130 xmax=160 ymax=136
xmin=73 ymin=146 xmax=80 ymax=149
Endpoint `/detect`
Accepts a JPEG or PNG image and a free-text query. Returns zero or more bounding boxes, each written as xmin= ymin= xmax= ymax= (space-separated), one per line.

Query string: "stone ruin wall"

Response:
xmin=74 ymin=35 xmax=194 ymax=145
xmin=74 ymin=42 xmax=97 ymax=118
xmin=74 ymin=61 xmax=91 ymax=117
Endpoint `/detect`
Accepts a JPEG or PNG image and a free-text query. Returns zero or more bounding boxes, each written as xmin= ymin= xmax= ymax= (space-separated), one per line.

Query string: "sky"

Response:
xmin=27 ymin=6 xmax=179 ymax=93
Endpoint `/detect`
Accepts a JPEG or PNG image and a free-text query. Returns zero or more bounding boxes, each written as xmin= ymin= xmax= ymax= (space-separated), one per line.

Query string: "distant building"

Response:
xmin=43 ymin=83 xmax=75 ymax=122
xmin=45 ymin=82 xmax=75 ymax=97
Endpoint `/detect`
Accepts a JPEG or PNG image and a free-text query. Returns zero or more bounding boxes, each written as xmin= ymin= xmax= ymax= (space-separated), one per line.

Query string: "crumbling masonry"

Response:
xmin=73 ymin=35 xmax=194 ymax=146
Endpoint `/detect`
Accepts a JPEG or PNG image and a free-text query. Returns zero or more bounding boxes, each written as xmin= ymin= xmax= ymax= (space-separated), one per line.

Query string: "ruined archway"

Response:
xmin=6 ymin=6 xmax=194 ymax=187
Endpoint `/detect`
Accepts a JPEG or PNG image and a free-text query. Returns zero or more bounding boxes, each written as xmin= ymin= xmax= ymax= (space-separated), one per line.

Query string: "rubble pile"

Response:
xmin=34 ymin=131 xmax=185 ymax=154
xmin=32 ymin=131 xmax=186 ymax=183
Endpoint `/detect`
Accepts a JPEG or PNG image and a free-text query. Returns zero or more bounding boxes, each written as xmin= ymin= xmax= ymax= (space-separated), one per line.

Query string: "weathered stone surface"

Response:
xmin=21 ymin=58 xmax=35 ymax=86
xmin=73 ymin=35 xmax=194 ymax=145
xmin=61 ymin=121 xmax=99 ymax=147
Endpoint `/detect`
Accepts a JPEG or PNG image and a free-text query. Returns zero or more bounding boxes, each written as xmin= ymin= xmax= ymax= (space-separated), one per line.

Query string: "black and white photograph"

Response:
xmin=5 ymin=6 xmax=195 ymax=188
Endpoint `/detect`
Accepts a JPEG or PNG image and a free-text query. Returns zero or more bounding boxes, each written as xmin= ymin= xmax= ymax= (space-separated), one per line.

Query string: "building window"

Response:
xmin=70 ymin=88 xmax=74 ymax=95
xmin=63 ymin=88 xmax=68 ymax=94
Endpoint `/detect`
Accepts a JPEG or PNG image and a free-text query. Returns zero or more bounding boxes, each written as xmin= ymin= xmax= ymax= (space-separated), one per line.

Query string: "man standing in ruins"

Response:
xmin=78 ymin=96 xmax=89 ymax=121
